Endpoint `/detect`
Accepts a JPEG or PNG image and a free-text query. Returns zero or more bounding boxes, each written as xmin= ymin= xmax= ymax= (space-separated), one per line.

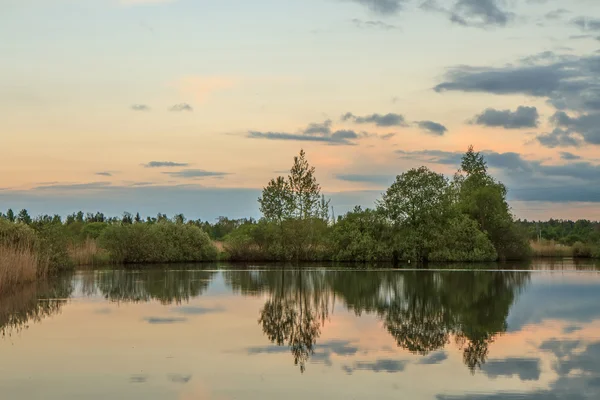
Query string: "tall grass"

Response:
xmin=68 ymin=238 xmax=110 ymax=267
xmin=530 ymin=240 xmax=599 ymax=258
xmin=0 ymin=221 xmax=49 ymax=294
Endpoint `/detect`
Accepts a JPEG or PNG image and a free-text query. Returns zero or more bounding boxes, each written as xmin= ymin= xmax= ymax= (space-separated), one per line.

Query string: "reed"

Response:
xmin=0 ymin=241 xmax=42 ymax=295
xmin=68 ymin=238 xmax=110 ymax=267
xmin=530 ymin=240 xmax=573 ymax=258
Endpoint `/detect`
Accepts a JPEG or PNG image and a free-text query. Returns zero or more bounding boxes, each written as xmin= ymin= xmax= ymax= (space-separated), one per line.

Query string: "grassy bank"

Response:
xmin=531 ymin=240 xmax=600 ymax=258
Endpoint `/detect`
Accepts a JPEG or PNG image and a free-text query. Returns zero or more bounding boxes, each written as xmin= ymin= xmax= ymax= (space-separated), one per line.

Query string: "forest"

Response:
xmin=1 ymin=146 xmax=598 ymax=293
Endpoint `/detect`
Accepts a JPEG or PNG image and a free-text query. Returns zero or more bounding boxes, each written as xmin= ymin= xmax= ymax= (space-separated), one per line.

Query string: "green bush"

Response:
xmin=33 ymin=223 xmax=73 ymax=272
xmin=329 ymin=208 xmax=393 ymax=262
xmin=572 ymin=241 xmax=593 ymax=258
xmin=81 ymin=222 xmax=109 ymax=239
xmin=430 ymin=215 xmax=498 ymax=262
xmin=99 ymin=222 xmax=218 ymax=264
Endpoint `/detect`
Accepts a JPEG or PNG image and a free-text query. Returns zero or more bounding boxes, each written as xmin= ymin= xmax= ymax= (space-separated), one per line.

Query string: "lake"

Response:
xmin=1 ymin=260 xmax=600 ymax=399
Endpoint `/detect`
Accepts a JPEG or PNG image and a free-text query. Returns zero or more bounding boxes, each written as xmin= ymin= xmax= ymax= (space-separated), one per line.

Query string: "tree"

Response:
xmin=288 ymin=149 xmax=329 ymax=220
xmin=134 ymin=213 xmax=142 ymax=223
xmin=259 ymin=176 xmax=293 ymax=223
xmin=259 ymin=149 xmax=329 ymax=222
xmin=17 ymin=209 xmax=32 ymax=225
xmin=455 ymin=146 xmax=530 ymax=260
xmin=122 ymin=212 xmax=133 ymax=225
xmin=6 ymin=209 xmax=15 ymax=222
xmin=378 ymin=167 xmax=451 ymax=262
xmin=173 ymin=213 xmax=186 ymax=225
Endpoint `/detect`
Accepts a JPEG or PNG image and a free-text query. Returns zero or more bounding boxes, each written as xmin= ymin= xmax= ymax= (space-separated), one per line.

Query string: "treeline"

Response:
xmin=2 ymin=147 xmax=598 ymax=289
xmin=225 ymin=147 xmax=532 ymax=262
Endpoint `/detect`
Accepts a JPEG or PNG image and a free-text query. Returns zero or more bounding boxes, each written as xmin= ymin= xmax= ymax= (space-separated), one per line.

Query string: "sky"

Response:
xmin=1 ymin=0 xmax=599 ymax=221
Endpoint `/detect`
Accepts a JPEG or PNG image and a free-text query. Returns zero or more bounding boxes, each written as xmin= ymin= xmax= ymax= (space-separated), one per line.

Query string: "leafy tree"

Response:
xmin=134 ymin=213 xmax=142 ymax=223
xmin=17 ymin=209 xmax=32 ymax=225
xmin=455 ymin=146 xmax=530 ymax=260
xmin=378 ymin=167 xmax=451 ymax=262
xmin=259 ymin=176 xmax=293 ymax=223
xmin=122 ymin=212 xmax=133 ymax=225
xmin=173 ymin=213 xmax=186 ymax=225
xmin=6 ymin=209 xmax=15 ymax=222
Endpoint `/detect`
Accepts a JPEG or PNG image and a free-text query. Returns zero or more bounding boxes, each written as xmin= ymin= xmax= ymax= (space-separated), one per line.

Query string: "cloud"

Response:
xmin=143 ymin=317 xmax=187 ymax=324
xmin=417 ymin=120 xmax=448 ymax=135
xmin=434 ymin=51 xmax=600 ymax=146
xmin=423 ymin=0 xmax=515 ymax=29
xmin=471 ymin=106 xmax=539 ymax=129
xmin=348 ymin=0 xmax=408 ymax=15
xmin=247 ymin=339 xmax=359 ymax=367
xmin=433 ymin=52 xmax=600 ymax=113
xmin=536 ymin=128 xmax=582 ymax=148
xmin=95 ymin=172 xmax=113 ymax=177
xmin=343 ymin=359 xmax=407 ymax=374
xmin=450 ymin=0 xmax=515 ymax=28
xmin=336 ymin=174 xmax=394 ymax=185
xmin=143 ymin=161 xmax=190 ymax=168
xmin=342 ymin=112 xmax=408 ymax=127
xmin=418 ymin=351 xmax=448 ymax=365
xmin=161 ymin=169 xmax=230 ymax=179
xmin=572 ymin=17 xmax=600 ymax=32
xmin=545 ymin=9 xmax=570 ymax=20
xmin=172 ymin=306 xmax=224 ymax=315
xmin=129 ymin=375 xmax=148 ymax=383
xmin=167 ymin=374 xmax=192 ymax=384
xmin=481 ymin=358 xmax=542 ymax=381
xmin=169 ymin=103 xmax=193 ymax=112
xmin=351 ymin=18 xmax=400 ymax=30
xmin=35 ymin=182 xmax=113 ymax=191
xmin=550 ymin=111 xmax=600 ymax=145
xmin=131 ymin=104 xmax=150 ymax=111
xmin=248 ymin=119 xmax=369 ymax=145
xmin=559 ymin=152 xmax=581 ymax=160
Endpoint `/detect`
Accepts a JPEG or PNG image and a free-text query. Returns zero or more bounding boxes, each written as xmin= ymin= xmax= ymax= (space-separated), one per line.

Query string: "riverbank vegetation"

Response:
xmin=1 ymin=146 xmax=598 ymax=289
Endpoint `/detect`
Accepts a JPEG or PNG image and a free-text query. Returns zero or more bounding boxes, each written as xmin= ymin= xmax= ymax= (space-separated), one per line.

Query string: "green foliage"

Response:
xmin=99 ymin=222 xmax=218 ymax=264
xmin=455 ymin=146 xmax=530 ymax=261
xmin=0 ymin=219 xmax=72 ymax=273
xmin=378 ymin=166 xmax=452 ymax=262
xmin=329 ymin=207 xmax=392 ymax=262
xmin=429 ymin=215 xmax=497 ymax=262
xmin=32 ymin=223 xmax=73 ymax=272
xmin=81 ymin=222 xmax=109 ymax=239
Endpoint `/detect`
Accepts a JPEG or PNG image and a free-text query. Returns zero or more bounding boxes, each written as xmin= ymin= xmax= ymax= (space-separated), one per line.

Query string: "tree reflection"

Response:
xmin=330 ymin=269 xmax=530 ymax=372
xmin=95 ymin=269 xmax=216 ymax=305
xmin=0 ymin=275 xmax=74 ymax=337
xmin=226 ymin=269 xmax=333 ymax=373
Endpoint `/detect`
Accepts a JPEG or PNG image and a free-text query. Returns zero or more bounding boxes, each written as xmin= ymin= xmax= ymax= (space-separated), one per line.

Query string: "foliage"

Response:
xmin=454 ymin=146 xmax=531 ymax=261
xmin=99 ymin=222 xmax=218 ymax=264
xmin=378 ymin=166 xmax=452 ymax=262
xmin=329 ymin=207 xmax=392 ymax=262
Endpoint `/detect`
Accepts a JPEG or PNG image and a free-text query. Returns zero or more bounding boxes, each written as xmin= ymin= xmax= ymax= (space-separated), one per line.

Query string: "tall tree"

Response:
xmin=16 ymin=209 xmax=32 ymax=225
xmin=378 ymin=166 xmax=451 ymax=262
xmin=6 ymin=209 xmax=15 ymax=222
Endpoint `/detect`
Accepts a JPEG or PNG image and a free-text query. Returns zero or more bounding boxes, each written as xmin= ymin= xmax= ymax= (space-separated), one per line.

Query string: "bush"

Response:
xmin=99 ymin=222 xmax=218 ymax=264
xmin=429 ymin=215 xmax=498 ymax=262
xmin=572 ymin=241 xmax=593 ymax=258
xmin=329 ymin=208 xmax=393 ymax=262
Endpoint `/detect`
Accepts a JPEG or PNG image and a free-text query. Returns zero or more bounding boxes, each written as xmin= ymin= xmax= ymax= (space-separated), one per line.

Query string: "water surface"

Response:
xmin=1 ymin=260 xmax=600 ymax=399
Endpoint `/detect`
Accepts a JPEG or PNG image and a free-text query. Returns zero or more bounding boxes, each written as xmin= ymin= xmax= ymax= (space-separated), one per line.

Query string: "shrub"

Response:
xmin=429 ymin=215 xmax=498 ymax=262
xmin=99 ymin=222 xmax=218 ymax=264
xmin=572 ymin=241 xmax=593 ymax=258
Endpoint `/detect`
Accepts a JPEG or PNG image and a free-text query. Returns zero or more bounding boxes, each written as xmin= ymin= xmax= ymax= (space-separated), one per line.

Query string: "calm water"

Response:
xmin=2 ymin=260 xmax=600 ymax=399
